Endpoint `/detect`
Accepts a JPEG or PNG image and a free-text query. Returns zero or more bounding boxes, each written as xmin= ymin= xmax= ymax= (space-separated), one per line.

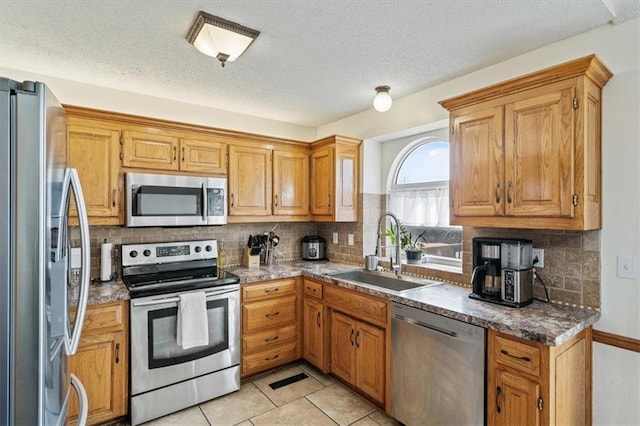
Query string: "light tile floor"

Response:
xmin=142 ymin=362 xmax=400 ymax=426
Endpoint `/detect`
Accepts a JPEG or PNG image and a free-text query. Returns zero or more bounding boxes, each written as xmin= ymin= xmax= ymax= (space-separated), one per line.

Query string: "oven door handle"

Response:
xmin=132 ymin=288 xmax=238 ymax=307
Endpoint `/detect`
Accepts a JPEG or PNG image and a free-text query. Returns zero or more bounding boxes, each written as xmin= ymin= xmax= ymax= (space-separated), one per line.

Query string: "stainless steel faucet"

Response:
xmin=375 ymin=212 xmax=402 ymax=277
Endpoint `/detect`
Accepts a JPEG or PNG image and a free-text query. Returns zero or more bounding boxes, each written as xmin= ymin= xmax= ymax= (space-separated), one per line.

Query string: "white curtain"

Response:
xmin=388 ymin=184 xmax=449 ymax=227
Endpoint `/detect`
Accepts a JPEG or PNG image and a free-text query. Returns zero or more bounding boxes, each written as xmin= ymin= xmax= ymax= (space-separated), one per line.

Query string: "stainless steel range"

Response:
xmin=122 ymin=240 xmax=241 ymax=425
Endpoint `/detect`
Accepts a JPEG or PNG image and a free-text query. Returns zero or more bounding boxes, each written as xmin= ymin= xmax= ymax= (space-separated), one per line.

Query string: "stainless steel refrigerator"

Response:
xmin=1 ymin=78 xmax=91 ymax=425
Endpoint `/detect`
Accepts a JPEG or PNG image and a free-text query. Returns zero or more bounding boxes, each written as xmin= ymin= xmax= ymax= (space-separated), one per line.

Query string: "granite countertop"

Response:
xmin=82 ymin=260 xmax=600 ymax=346
xmin=229 ymin=261 xmax=600 ymax=346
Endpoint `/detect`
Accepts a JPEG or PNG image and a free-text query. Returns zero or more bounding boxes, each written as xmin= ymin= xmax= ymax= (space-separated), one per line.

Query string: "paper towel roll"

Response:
xmin=100 ymin=242 xmax=113 ymax=282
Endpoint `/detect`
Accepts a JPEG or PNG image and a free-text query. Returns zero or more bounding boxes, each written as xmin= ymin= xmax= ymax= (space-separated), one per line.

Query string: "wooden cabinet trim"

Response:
xmin=439 ymin=55 xmax=612 ymax=110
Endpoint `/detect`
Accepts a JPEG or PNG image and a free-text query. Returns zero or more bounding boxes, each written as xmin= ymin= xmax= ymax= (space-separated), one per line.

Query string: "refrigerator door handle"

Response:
xmin=53 ymin=169 xmax=72 ymax=262
xmin=65 ymin=168 xmax=91 ymax=355
xmin=70 ymin=373 xmax=89 ymax=426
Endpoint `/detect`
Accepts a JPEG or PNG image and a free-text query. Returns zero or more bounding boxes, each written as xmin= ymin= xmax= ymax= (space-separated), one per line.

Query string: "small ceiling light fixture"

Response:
xmin=187 ymin=11 xmax=260 ymax=67
xmin=373 ymin=86 xmax=392 ymax=112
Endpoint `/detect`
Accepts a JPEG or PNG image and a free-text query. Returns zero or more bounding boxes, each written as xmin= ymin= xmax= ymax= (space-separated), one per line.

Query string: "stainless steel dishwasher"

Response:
xmin=391 ymin=302 xmax=486 ymax=426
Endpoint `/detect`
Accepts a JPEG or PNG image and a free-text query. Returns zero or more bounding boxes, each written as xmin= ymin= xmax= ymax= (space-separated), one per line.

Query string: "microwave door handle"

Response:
xmin=202 ymin=182 xmax=208 ymax=223
xmin=65 ymin=168 xmax=91 ymax=355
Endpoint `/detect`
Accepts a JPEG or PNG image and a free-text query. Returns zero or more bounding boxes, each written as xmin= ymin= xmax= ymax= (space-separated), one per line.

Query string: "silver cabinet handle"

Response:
xmin=66 ymin=168 xmax=90 ymax=356
xmin=70 ymin=373 xmax=88 ymax=426
xmin=201 ymin=182 xmax=208 ymax=222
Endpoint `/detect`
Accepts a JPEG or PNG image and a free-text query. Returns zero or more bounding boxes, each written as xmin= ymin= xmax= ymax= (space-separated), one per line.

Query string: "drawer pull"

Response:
xmin=264 ymin=288 xmax=280 ymax=293
xmin=500 ymin=349 xmax=531 ymax=362
xmin=264 ymin=336 xmax=279 ymax=342
xmin=264 ymin=311 xmax=280 ymax=318
xmin=496 ymin=386 xmax=502 ymax=413
xmin=306 ymin=286 xmax=315 ymax=292
xmin=264 ymin=354 xmax=279 ymax=361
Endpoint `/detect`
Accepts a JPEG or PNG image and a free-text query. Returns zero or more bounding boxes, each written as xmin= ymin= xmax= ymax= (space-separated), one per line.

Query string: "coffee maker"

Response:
xmin=470 ymin=237 xmax=533 ymax=307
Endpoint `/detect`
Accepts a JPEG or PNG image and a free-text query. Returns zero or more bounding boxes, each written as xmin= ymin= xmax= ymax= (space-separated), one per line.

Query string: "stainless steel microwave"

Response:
xmin=126 ymin=173 xmax=227 ymax=227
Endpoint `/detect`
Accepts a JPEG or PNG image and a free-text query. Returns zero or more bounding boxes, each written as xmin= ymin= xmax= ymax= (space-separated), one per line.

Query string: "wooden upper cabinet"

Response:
xmin=228 ymin=145 xmax=272 ymax=216
xmin=273 ymin=148 xmax=309 ymax=216
xmin=179 ymin=136 xmax=227 ymax=174
xmin=67 ymin=118 xmax=122 ymax=225
xmin=121 ymin=129 xmax=179 ymax=171
xmin=451 ymin=105 xmax=504 ymax=217
xmin=440 ymin=55 xmax=612 ymax=230
xmin=310 ymin=135 xmax=360 ymax=222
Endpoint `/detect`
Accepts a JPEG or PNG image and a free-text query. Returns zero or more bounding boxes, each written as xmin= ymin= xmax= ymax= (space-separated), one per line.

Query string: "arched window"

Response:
xmin=388 ymin=138 xmax=462 ymax=266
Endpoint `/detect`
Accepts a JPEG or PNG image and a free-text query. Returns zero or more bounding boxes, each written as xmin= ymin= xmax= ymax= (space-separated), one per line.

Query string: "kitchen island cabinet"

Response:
xmin=67 ymin=301 xmax=128 ymax=425
xmin=440 ymin=55 xmax=612 ymax=230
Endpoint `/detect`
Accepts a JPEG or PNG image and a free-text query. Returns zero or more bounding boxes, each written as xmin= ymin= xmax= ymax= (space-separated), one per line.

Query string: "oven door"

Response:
xmin=130 ymin=285 xmax=240 ymax=396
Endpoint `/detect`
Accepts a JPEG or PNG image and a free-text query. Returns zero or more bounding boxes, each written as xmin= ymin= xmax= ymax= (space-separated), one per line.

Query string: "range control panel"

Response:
xmin=122 ymin=240 xmax=218 ymax=266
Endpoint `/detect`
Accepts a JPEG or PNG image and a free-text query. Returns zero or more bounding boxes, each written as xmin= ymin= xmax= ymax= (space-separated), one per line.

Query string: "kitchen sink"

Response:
xmin=329 ymin=270 xmax=443 ymax=293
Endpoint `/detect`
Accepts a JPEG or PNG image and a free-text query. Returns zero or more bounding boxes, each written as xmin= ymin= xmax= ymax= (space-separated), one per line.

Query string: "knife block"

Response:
xmin=242 ymin=248 xmax=260 ymax=267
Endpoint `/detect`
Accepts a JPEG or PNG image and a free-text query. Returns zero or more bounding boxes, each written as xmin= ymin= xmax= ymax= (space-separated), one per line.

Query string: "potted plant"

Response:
xmin=383 ymin=224 xmax=425 ymax=264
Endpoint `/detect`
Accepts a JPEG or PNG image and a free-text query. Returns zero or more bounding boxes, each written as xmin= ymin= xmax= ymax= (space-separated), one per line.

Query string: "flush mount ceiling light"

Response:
xmin=187 ymin=11 xmax=260 ymax=67
xmin=373 ymin=86 xmax=392 ymax=112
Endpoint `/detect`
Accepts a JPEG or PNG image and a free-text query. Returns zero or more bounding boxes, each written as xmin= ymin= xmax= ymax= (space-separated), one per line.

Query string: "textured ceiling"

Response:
xmin=1 ymin=1 xmax=638 ymax=127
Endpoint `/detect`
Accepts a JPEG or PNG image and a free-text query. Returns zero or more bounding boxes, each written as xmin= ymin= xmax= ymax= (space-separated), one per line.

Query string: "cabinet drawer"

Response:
xmin=242 ymin=279 xmax=296 ymax=302
xmin=303 ymin=279 xmax=323 ymax=299
xmin=242 ymin=342 xmax=297 ymax=376
xmin=324 ymin=286 xmax=387 ymax=325
xmin=242 ymin=324 xmax=297 ymax=354
xmin=493 ymin=334 xmax=541 ymax=377
xmin=75 ymin=301 xmax=126 ymax=335
xmin=242 ymin=296 xmax=296 ymax=333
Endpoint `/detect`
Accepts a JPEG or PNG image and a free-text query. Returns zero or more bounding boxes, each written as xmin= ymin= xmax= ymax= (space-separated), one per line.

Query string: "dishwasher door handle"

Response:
xmin=404 ymin=317 xmax=457 ymax=338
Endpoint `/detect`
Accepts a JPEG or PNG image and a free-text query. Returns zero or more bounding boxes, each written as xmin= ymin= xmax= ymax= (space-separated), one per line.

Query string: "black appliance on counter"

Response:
xmin=470 ymin=237 xmax=534 ymax=308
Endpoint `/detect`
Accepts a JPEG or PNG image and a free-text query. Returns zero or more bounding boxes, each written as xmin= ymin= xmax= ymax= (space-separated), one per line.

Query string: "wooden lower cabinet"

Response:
xmin=487 ymin=327 xmax=592 ymax=426
xmin=330 ymin=311 xmax=386 ymax=404
xmin=67 ymin=301 xmax=128 ymax=425
xmin=303 ymin=297 xmax=325 ymax=371
xmin=241 ymin=278 xmax=301 ymax=377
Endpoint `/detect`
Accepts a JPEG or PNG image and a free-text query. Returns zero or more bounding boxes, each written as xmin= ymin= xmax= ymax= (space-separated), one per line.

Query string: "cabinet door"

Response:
xmin=330 ymin=311 xmax=356 ymax=385
xmin=67 ymin=123 xmax=121 ymax=222
xmin=179 ymin=137 xmax=227 ymax=174
xmin=451 ymin=105 xmax=504 ymax=217
xmin=356 ymin=322 xmax=385 ymax=404
xmin=310 ymin=146 xmax=334 ymax=216
xmin=228 ymin=145 xmax=272 ymax=215
xmin=67 ymin=331 xmax=127 ymax=425
xmin=273 ymin=149 xmax=309 ymax=216
xmin=504 ymin=81 xmax=575 ymax=218
xmin=303 ymin=298 xmax=324 ymax=370
xmin=491 ymin=369 xmax=541 ymax=426
xmin=121 ymin=129 xmax=178 ymax=170
xmin=334 ymin=144 xmax=358 ymax=222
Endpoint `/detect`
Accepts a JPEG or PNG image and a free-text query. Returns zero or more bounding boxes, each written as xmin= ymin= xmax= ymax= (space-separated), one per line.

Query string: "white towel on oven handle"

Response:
xmin=177 ymin=292 xmax=209 ymax=349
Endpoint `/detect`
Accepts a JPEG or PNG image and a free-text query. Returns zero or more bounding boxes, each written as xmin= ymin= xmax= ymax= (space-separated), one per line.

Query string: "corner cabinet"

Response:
xmin=440 ymin=55 xmax=612 ymax=230
xmin=487 ymin=328 xmax=592 ymax=426
xmin=67 ymin=301 xmax=128 ymax=425
xmin=66 ymin=117 xmax=123 ymax=225
xmin=310 ymin=135 xmax=360 ymax=222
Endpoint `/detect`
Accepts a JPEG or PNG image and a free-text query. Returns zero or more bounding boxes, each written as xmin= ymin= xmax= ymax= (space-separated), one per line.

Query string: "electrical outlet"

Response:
xmin=348 ymin=234 xmax=354 ymax=246
xmin=617 ymin=256 xmax=636 ymax=279
xmin=332 ymin=232 xmax=339 ymax=244
xmin=532 ymin=248 xmax=544 ymax=268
